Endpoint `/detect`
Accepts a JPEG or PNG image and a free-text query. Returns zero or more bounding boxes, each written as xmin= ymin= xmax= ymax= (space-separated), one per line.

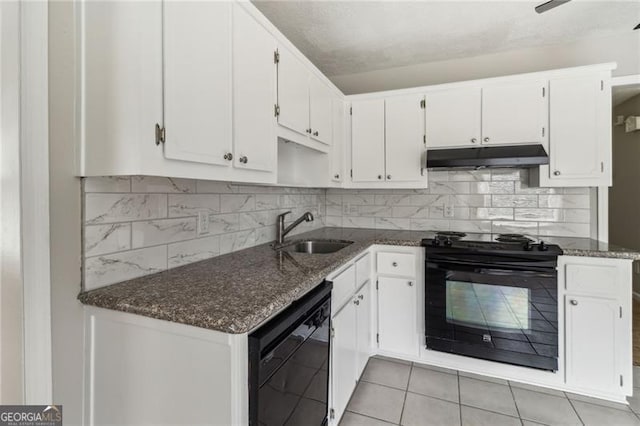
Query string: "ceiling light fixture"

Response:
xmin=535 ymin=0 xmax=572 ymax=14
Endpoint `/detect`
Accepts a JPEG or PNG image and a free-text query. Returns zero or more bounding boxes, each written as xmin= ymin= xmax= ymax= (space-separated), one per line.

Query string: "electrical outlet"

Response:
xmin=444 ymin=204 xmax=454 ymax=218
xmin=197 ymin=211 xmax=209 ymax=235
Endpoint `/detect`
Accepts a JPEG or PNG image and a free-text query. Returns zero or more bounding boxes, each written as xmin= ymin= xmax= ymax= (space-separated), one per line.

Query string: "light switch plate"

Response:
xmin=444 ymin=204 xmax=454 ymax=218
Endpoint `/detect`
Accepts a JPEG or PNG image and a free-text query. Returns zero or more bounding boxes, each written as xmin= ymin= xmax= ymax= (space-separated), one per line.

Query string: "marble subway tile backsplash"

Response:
xmin=325 ymin=169 xmax=593 ymax=238
xmin=82 ymin=169 xmax=593 ymax=290
xmin=82 ymin=177 xmax=325 ymax=290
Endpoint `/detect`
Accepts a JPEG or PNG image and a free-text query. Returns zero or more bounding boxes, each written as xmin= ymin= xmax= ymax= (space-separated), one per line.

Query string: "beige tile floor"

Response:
xmin=339 ymin=356 xmax=640 ymax=426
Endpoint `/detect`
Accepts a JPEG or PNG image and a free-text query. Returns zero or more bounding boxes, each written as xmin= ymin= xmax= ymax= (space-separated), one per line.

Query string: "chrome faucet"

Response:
xmin=276 ymin=211 xmax=314 ymax=245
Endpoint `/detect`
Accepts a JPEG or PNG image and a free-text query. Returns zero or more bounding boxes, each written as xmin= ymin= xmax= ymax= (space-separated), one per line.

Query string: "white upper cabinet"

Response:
xmin=543 ymin=74 xmax=611 ymax=186
xmin=78 ymin=0 xmax=163 ymax=176
xmin=232 ymin=4 xmax=276 ymax=173
xmin=163 ymin=1 xmax=232 ymax=166
xmin=331 ymin=99 xmax=346 ymax=182
xmin=276 ymin=45 xmax=311 ymax=137
xmin=351 ymin=99 xmax=386 ymax=182
xmin=481 ymin=80 xmax=547 ymax=146
xmin=425 ymin=87 xmax=481 ymax=148
xmin=310 ymin=75 xmax=333 ymax=145
xmin=385 ymin=94 xmax=425 ymax=182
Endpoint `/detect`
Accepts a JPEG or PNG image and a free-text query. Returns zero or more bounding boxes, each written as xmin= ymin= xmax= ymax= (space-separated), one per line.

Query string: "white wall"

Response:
xmin=332 ymin=32 xmax=640 ymax=95
xmin=0 ymin=0 xmax=24 ymax=404
xmin=49 ymin=1 xmax=84 ymax=423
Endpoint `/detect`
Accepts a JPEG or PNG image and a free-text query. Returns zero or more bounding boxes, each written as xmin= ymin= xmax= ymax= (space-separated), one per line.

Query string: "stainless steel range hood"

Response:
xmin=426 ymin=144 xmax=549 ymax=169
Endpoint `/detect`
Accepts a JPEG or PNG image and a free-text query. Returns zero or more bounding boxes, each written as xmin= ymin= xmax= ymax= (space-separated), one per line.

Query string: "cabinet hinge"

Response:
xmin=155 ymin=123 xmax=165 ymax=146
xmin=601 ymin=162 xmax=605 ymax=173
xmin=620 ymin=306 xmax=623 ymax=318
xmin=376 ymin=279 xmax=378 ymax=290
xmin=274 ymin=49 xmax=280 ymax=64
xmin=542 ymin=87 xmax=546 ymax=97
xmin=274 ymin=104 xmax=280 ymax=117
xmin=376 ymin=333 xmax=379 ymax=344
xmin=542 ymin=127 xmax=545 ymax=137
xmin=420 ymin=99 xmax=426 ymax=109
xmin=329 ymin=408 xmax=335 ymax=420
xmin=330 ymin=326 xmax=335 ymax=339
xmin=421 ymin=167 xmax=424 ymax=177
xmin=620 ymin=375 xmax=624 ymax=387
xmin=350 ymin=106 xmax=353 ymax=116
xmin=423 ymin=134 xmax=426 ymax=144
xmin=350 ymin=169 xmax=353 ymax=178
xmin=601 ymin=80 xmax=604 ymax=91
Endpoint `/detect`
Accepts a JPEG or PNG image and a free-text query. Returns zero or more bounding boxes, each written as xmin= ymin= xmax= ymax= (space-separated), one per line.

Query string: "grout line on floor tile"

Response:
xmin=565 ymin=397 xmax=586 ymax=426
xmin=507 ymin=379 xmax=523 ymax=421
xmin=344 ymin=409 xmax=399 ymax=425
xmin=459 ymin=403 xmax=522 ymax=422
xmin=359 ymin=378 xmax=408 ymax=392
xmin=398 ymin=363 xmax=414 ymax=425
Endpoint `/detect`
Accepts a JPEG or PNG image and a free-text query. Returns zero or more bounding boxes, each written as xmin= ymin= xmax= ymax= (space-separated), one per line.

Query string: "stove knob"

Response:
xmin=443 ymin=238 xmax=453 ymax=247
xmin=538 ymin=241 xmax=548 ymax=251
xmin=431 ymin=238 xmax=440 ymax=247
xmin=523 ymin=241 xmax=533 ymax=251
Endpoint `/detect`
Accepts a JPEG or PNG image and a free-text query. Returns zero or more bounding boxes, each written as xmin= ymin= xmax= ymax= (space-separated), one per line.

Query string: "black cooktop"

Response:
xmin=422 ymin=231 xmax=562 ymax=254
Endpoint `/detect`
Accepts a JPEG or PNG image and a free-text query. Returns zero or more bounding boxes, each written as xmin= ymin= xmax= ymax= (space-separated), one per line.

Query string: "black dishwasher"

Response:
xmin=248 ymin=281 xmax=332 ymax=426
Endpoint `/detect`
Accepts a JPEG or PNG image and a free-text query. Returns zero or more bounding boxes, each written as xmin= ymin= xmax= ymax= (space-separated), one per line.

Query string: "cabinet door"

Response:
xmin=547 ymin=75 xmax=610 ymax=184
xmin=425 ymin=87 xmax=481 ymax=148
xmin=482 ymin=81 xmax=546 ymax=146
xmin=277 ymin=46 xmax=310 ymax=137
xmin=385 ymin=94 xmax=425 ymax=182
xmin=232 ymin=4 xmax=276 ymax=173
xmin=309 ymin=76 xmax=333 ymax=145
xmin=355 ymin=281 xmax=372 ymax=377
xmin=351 ymin=99 xmax=385 ymax=182
xmin=377 ymin=277 xmax=418 ymax=357
xmin=163 ymin=2 xmax=232 ymax=165
xmin=331 ymin=99 xmax=345 ymax=182
xmin=331 ymin=301 xmax=358 ymax=424
xmin=565 ymin=295 xmax=621 ymax=394
xmin=79 ymin=0 xmax=163 ymax=174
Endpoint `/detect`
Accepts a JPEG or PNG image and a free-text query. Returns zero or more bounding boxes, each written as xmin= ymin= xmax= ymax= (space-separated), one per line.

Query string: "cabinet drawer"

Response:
xmin=331 ymin=265 xmax=356 ymax=312
xmin=377 ymin=252 xmax=416 ymax=277
xmin=565 ymin=263 xmax=618 ymax=298
xmin=356 ymin=253 xmax=371 ymax=287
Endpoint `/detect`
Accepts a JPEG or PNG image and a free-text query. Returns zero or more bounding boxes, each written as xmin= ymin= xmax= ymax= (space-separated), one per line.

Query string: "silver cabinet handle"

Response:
xmin=306 ymin=128 xmax=312 ymax=134
xmin=471 ymin=138 xmax=477 ymax=144
xmin=554 ymin=170 xmax=561 ymax=176
xmin=334 ymin=174 xmax=340 ymax=179
xmin=387 ymin=174 xmax=391 ymax=180
xmin=358 ymin=294 xmax=364 ymax=300
xmin=408 ymin=281 xmax=413 ymax=287
xmin=570 ymin=299 xmax=578 ymax=306
xmin=378 ymin=175 xmax=382 ymax=180
xmin=239 ymin=156 xmax=248 ymax=164
xmin=483 ymin=137 xmax=490 ymax=143
xmin=223 ymin=152 xmax=233 ymax=161
xmin=392 ymin=262 xmax=398 ymax=267
xmin=353 ymin=299 xmax=360 ymax=306
xmin=313 ymin=131 xmax=319 ymax=136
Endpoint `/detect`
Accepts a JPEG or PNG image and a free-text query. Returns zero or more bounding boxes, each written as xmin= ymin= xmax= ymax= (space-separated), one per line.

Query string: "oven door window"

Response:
xmin=446 ymin=280 xmax=530 ymax=331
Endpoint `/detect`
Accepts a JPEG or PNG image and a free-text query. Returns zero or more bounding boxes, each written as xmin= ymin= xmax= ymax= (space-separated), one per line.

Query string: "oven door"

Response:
xmin=425 ymin=259 xmax=558 ymax=371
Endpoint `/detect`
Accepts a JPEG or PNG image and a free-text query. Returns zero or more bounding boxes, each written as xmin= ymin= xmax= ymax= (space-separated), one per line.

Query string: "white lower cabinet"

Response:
xmin=560 ymin=256 xmax=632 ymax=398
xmin=565 ymin=295 xmax=621 ymax=394
xmin=377 ymin=277 xmax=419 ymax=357
xmin=355 ymin=281 xmax=372 ymax=377
xmin=331 ymin=300 xmax=358 ymax=424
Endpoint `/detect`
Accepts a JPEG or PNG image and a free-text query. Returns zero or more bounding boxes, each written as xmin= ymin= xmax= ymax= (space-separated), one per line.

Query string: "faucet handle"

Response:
xmin=279 ymin=211 xmax=292 ymax=219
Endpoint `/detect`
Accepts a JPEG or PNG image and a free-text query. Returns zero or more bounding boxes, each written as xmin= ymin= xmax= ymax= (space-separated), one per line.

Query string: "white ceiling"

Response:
xmin=252 ymin=0 xmax=640 ymax=77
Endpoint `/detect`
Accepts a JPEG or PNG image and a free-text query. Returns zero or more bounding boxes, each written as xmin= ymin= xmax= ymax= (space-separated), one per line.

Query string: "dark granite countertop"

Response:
xmin=78 ymin=227 xmax=640 ymax=334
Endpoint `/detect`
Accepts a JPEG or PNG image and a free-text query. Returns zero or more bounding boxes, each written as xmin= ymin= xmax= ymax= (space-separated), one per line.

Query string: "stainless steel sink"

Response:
xmin=279 ymin=239 xmax=354 ymax=254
